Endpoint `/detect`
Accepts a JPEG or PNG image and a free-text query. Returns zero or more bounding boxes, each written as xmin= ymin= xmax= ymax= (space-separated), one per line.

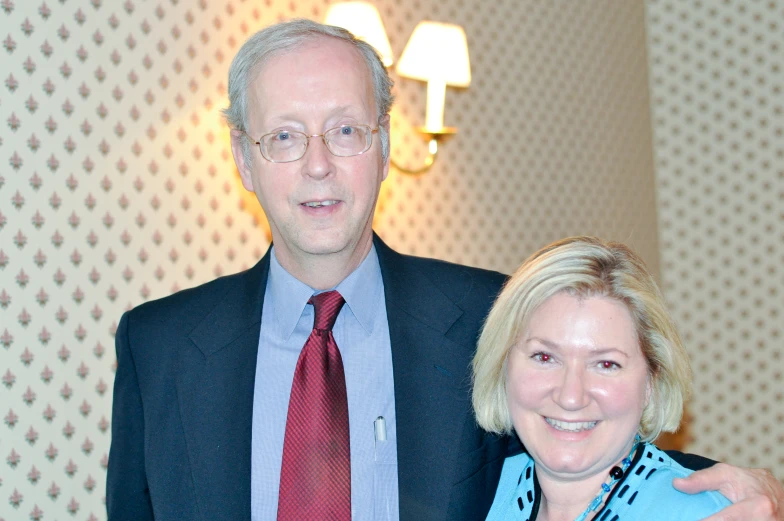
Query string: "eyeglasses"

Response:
xmin=244 ymin=124 xmax=380 ymax=163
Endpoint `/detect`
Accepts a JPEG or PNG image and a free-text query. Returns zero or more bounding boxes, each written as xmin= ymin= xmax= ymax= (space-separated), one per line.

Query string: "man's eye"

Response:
xmin=340 ymin=126 xmax=355 ymax=135
xmin=275 ymin=131 xmax=291 ymax=141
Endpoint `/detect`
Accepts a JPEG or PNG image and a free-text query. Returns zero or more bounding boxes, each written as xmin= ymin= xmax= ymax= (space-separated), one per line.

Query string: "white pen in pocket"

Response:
xmin=372 ymin=415 xmax=394 ymax=520
xmin=374 ymin=416 xmax=387 ymax=442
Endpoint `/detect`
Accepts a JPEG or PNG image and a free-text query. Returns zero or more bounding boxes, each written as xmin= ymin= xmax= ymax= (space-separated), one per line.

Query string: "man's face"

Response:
xmin=232 ymin=37 xmax=389 ymax=273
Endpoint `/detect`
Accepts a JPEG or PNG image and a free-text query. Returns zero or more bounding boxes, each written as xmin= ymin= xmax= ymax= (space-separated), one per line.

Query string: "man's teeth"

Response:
xmin=303 ymin=200 xmax=338 ymax=208
xmin=545 ymin=418 xmax=597 ymax=432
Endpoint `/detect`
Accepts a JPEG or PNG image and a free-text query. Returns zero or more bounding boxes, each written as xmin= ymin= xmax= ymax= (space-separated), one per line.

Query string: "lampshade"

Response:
xmin=396 ymin=21 xmax=471 ymax=132
xmin=396 ymin=21 xmax=471 ymax=87
xmin=324 ymin=1 xmax=394 ymax=67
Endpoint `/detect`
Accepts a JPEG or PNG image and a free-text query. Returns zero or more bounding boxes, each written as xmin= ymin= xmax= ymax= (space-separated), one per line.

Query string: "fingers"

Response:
xmin=672 ymin=464 xmax=782 ymax=521
xmin=672 ymin=464 xmax=736 ymax=497
xmin=696 ymin=497 xmax=778 ymax=521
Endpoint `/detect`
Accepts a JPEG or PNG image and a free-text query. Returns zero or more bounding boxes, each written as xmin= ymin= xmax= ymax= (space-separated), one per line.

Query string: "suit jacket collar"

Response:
xmin=188 ymin=251 xmax=270 ymax=357
xmin=374 ymin=234 xmax=464 ymax=335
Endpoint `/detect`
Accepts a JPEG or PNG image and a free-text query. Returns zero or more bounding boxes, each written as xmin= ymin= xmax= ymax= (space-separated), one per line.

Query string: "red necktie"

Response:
xmin=277 ymin=290 xmax=351 ymax=521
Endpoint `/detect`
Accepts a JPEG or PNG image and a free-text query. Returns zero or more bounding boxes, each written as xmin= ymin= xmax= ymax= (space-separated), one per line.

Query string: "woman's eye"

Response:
xmin=532 ymin=352 xmax=552 ymax=363
xmin=598 ymin=361 xmax=620 ymax=370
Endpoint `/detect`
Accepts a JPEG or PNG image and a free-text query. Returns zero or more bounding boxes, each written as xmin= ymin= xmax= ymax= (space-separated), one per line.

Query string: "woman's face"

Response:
xmin=506 ymin=292 xmax=651 ymax=482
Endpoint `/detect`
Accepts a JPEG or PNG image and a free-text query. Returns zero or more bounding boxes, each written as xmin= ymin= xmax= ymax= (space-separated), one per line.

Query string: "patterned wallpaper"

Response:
xmin=646 ymin=0 xmax=784 ymax=480
xmin=2 ymin=0 xmax=666 ymax=519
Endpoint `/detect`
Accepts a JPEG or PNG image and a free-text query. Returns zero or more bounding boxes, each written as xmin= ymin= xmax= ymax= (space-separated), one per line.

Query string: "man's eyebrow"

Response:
xmin=327 ymin=105 xmax=360 ymax=115
xmin=258 ymin=106 xmax=364 ymax=131
xmin=259 ymin=114 xmax=304 ymax=129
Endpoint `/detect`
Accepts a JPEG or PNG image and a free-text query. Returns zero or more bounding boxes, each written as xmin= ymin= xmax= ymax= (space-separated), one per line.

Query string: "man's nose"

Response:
xmin=301 ymin=135 xmax=333 ymax=179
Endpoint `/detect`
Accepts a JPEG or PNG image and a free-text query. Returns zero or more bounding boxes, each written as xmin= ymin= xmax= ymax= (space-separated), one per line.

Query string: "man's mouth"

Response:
xmin=302 ymin=200 xmax=339 ymax=208
xmin=545 ymin=418 xmax=597 ymax=432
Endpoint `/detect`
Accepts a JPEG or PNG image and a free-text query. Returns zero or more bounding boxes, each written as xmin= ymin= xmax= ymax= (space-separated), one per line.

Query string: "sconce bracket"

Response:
xmin=417 ymin=127 xmax=458 ymax=139
xmin=391 ymin=128 xmax=457 ymax=175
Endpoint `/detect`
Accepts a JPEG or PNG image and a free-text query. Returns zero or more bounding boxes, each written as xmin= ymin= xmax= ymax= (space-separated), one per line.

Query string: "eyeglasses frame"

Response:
xmin=242 ymin=123 xmax=381 ymax=163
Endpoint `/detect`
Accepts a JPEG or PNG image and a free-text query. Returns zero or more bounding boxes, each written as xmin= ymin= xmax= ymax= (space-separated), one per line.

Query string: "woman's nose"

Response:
xmin=553 ymin=365 xmax=590 ymax=411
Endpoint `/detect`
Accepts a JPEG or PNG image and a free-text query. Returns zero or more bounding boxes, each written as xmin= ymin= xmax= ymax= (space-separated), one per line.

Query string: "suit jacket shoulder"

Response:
xmin=400 ymin=252 xmax=508 ymax=305
xmin=374 ymin=237 xmax=507 ymax=339
xmin=125 ymin=255 xmax=268 ymax=351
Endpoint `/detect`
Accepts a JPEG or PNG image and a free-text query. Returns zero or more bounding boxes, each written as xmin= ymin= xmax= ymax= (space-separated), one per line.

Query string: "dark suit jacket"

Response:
xmin=107 ymin=235 xmax=510 ymax=521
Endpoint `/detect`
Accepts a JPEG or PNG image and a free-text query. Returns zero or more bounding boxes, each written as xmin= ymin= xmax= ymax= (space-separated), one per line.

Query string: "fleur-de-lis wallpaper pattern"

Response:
xmin=647 ymin=0 xmax=783 ymax=476
xmin=1 ymin=0 xmax=780 ymax=519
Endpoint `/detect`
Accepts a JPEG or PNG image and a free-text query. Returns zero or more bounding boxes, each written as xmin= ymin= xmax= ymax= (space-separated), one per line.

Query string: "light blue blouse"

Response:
xmin=486 ymin=443 xmax=730 ymax=521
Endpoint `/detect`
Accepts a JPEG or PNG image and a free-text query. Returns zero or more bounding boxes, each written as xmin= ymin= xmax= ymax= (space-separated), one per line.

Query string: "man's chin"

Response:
xmin=273 ymin=223 xmax=374 ymax=262
xmin=290 ymin=235 xmax=353 ymax=259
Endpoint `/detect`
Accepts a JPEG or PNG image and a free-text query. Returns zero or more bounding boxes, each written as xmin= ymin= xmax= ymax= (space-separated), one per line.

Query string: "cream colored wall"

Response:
xmin=645 ymin=0 xmax=784 ymax=480
xmin=0 ymin=1 xmax=661 ymax=518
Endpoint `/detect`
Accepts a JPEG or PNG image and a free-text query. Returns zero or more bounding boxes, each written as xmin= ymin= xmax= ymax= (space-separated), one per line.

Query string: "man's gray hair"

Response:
xmin=222 ymin=18 xmax=394 ymax=167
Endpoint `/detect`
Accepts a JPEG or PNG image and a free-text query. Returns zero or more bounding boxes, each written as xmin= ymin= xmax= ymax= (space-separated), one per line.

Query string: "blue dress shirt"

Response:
xmin=251 ymin=246 xmax=399 ymax=521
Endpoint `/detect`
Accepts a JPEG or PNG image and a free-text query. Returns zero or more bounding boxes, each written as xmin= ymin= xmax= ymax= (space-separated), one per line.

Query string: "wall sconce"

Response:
xmin=324 ymin=3 xmax=471 ymax=174
xmin=395 ymin=21 xmax=470 ymax=173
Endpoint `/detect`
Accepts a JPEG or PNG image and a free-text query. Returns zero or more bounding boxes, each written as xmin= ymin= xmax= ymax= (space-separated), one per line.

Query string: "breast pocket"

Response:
xmin=373 ymin=435 xmax=398 ymax=521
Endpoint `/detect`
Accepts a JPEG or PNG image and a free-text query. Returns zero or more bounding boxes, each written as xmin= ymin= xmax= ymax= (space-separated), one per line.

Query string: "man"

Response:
xmin=107 ymin=19 xmax=782 ymax=521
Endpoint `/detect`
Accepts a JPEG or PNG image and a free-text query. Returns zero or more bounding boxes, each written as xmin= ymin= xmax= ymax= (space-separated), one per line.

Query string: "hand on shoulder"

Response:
xmin=673 ymin=462 xmax=782 ymax=521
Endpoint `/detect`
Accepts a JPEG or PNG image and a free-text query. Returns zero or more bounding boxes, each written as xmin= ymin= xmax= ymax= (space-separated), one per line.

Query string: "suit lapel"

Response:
xmin=375 ymin=236 xmax=471 ymax=521
xmin=176 ymin=251 xmax=270 ymax=521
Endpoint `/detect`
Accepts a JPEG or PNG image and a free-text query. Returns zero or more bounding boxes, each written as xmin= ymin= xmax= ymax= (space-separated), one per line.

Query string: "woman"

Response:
xmin=472 ymin=236 xmax=730 ymax=520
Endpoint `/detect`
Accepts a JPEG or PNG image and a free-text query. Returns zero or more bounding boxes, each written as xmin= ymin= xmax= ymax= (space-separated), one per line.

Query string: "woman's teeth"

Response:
xmin=545 ymin=418 xmax=597 ymax=432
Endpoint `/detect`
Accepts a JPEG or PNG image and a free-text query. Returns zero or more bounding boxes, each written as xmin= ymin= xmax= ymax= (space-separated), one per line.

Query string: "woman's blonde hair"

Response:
xmin=472 ymin=236 xmax=691 ymax=442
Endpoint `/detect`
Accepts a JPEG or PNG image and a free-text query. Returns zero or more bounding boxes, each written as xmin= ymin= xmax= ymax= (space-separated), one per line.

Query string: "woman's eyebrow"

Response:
xmin=589 ymin=347 xmax=630 ymax=358
xmin=525 ymin=337 xmax=630 ymax=358
xmin=525 ymin=337 xmax=561 ymax=350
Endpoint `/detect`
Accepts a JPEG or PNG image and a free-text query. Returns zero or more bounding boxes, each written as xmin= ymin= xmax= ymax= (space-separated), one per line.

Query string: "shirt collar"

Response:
xmin=267 ymin=245 xmax=383 ymax=339
xmin=333 ymin=245 xmax=382 ymax=335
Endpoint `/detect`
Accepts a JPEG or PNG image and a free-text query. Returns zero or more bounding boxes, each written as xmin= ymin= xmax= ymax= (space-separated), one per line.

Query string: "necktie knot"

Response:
xmin=309 ymin=290 xmax=345 ymax=331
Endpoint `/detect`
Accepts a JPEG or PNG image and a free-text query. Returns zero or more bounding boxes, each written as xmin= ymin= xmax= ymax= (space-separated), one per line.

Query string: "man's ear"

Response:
xmin=230 ymin=129 xmax=255 ymax=192
xmin=379 ymin=114 xmax=391 ymax=181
